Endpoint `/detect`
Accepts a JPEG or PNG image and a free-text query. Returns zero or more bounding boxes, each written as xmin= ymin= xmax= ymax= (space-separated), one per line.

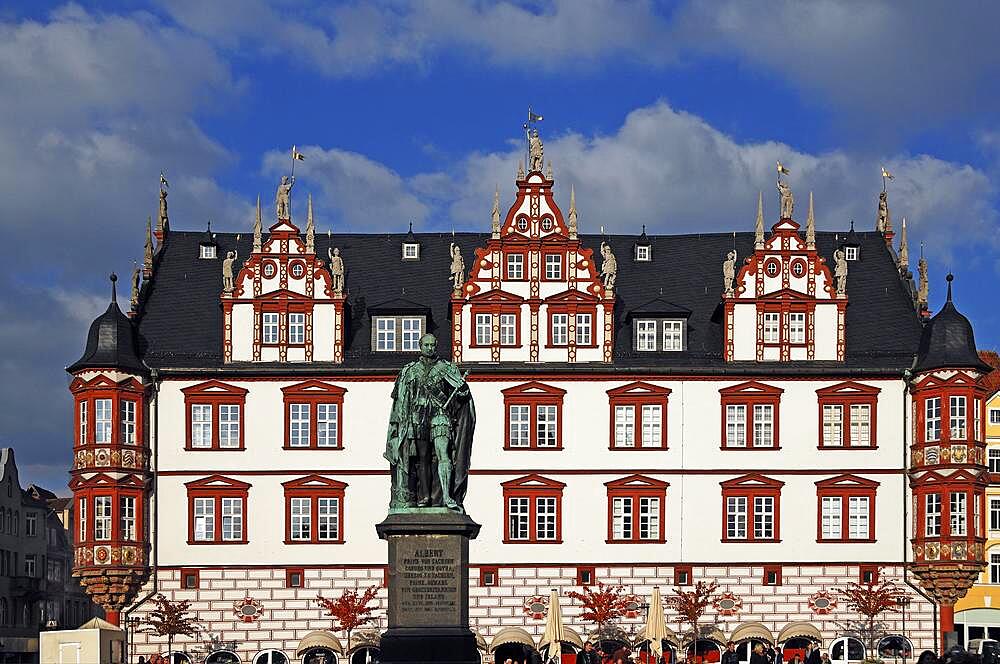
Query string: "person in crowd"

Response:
xmin=722 ymin=642 xmax=740 ymax=664
xmin=578 ymin=642 xmax=601 ymax=664
xmin=789 ymin=654 xmax=802 ymax=664
xmin=751 ymin=643 xmax=771 ymax=664
xmin=820 ymin=653 xmax=831 ymax=664
xmin=805 ymin=642 xmax=821 ymax=664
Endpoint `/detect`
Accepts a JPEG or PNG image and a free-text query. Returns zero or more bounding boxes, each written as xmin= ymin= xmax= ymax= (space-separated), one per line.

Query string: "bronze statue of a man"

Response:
xmin=385 ymin=334 xmax=475 ymax=512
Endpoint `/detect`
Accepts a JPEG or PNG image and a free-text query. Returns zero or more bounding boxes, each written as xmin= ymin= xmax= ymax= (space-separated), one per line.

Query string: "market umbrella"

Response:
xmin=540 ymin=588 xmax=566 ymax=663
xmin=646 ymin=586 xmax=669 ymax=659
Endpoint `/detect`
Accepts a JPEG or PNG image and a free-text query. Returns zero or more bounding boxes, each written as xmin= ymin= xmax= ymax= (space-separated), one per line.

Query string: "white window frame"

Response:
xmin=951 ymin=492 xmax=968 ymax=536
xmin=752 ymin=404 xmax=774 ymax=447
xmin=508 ymin=497 xmax=529 ymax=540
xmin=845 ymin=246 xmax=859 ymax=261
xmin=78 ymin=498 xmax=86 ymax=542
xmin=544 ymin=254 xmax=562 ymax=280
xmin=951 ymin=396 xmax=967 ymax=440
xmin=612 ymin=496 xmax=633 ymax=540
xmin=289 ymin=403 xmax=311 ymax=448
xmin=95 ymin=398 xmax=112 ymax=445
xmin=550 ymin=313 xmax=568 ymax=346
xmin=991 ymin=409 xmax=1000 ymax=425
xmin=851 ymin=404 xmax=871 ymax=446
xmin=506 ymin=254 xmax=524 ymax=279
xmin=536 ymin=496 xmax=558 ymax=540
xmin=754 ymin=495 xmax=775 ymax=539
xmin=989 ymin=497 xmax=1000 ymax=532
xmin=662 ymin=320 xmax=683 ymax=351
xmin=575 ymin=313 xmax=592 ymax=345
xmin=726 ymin=405 xmax=747 ymax=448
xmin=762 ymin=312 xmax=780 ymax=343
xmin=120 ymin=496 xmax=136 ymax=541
xmin=536 ymin=405 xmax=558 ymax=448
xmin=991 ymin=552 xmax=1000 ymax=584
xmin=374 ymin=316 xmax=424 ymax=351
xmin=79 ymin=401 xmax=88 ymax=446
xmin=221 ymin=497 xmax=243 ymax=541
xmin=848 ymin=496 xmax=869 ymax=540
xmin=200 ymin=244 xmax=217 ymax=259
xmin=499 ymin=313 xmax=517 ymax=346
xmin=926 ymin=397 xmax=941 ymax=442
xmin=788 ymin=312 xmax=806 ymax=344
xmin=614 ymin=405 xmax=635 ymax=448
xmin=219 ymin=404 xmax=240 ymax=449
xmin=317 ymin=497 xmax=339 ymax=541
xmin=94 ymin=496 xmax=112 ymax=541
xmin=191 ymin=404 xmax=213 ymax=448
xmin=641 ymin=404 xmax=662 ymax=448
xmin=823 ymin=405 xmax=844 ymax=447
xmin=194 ymin=497 xmax=215 ymax=541
xmin=925 ymin=493 xmax=941 ymax=536
xmin=508 ymin=405 xmax=530 ymax=448
xmin=262 ymin=312 xmax=280 ymax=345
xmin=636 ymin=320 xmax=657 ymax=351
xmin=120 ymin=400 xmax=136 ymax=445
xmin=639 ymin=496 xmax=660 ymax=540
xmin=25 ymin=512 xmax=36 ymax=537
xmin=726 ymin=496 xmax=747 ymax=539
xmin=822 ymin=496 xmax=842 ymax=539
xmin=400 ymin=317 xmax=422 ymax=351
xmin=24 ymin=554 xmax=35 ymax=578
xmin=990 ymin=448 xmax=1000 ymax=473
xmin=287 ymin=313 xmax=305 ymax=345
xmin=316 ymin=403 xmax=338 ymax=448
xmin=290 ymin=497 xmax=311 ymax=541
xmin=402 ymin=243 xmax=420 ymax=260
xmin=375 ymin=317 xmax=396 ymax=351
xmin=475 ymin=313 xmax=492 ymax=346
xmin=635 ymin=245 xmax=651 ymax=262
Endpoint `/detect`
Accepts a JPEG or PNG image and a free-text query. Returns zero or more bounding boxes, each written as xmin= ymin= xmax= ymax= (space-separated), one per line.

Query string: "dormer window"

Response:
xmin=402 ymin=243 xmax=420 ymax=260
xmin=845 ymin=246 xmax=859 ymax=261
xmin=373 ymin=316 xmax=424 ymax=351
xmin=200 ymin=244 xmax=217 ymax=259
xmin=633 ymin=319 xmax=686 ymax=352
xmin=635 ymin=245 xmax=651 ymax=262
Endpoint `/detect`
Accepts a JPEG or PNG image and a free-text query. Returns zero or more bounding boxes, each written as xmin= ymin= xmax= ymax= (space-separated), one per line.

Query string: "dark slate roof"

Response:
xmin=913 ymin=275 xmax=991 ymax=374
xmin=68 ymin=275 xmax=146 ymax=374
xmin=134 ymin=228 xmax=924 ymax=374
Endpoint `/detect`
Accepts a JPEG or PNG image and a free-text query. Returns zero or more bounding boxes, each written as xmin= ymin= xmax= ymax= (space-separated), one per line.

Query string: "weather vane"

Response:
xmin=881 ymin=166 xmax=894 ymax=192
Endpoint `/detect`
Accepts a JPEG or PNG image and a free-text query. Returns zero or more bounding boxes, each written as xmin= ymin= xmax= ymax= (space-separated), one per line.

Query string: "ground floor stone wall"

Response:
xmin=127 ymin=563 xmax=938 ymax=663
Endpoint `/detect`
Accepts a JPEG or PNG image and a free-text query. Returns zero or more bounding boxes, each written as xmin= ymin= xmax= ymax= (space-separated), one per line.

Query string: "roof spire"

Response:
xmin=253 ymin=194 xmax=262 ymax=252
xmin=491 ymin=186 xmax=501 ymax=239
xmin=946 ymin=273 xmax=954 ymax=303
xmin=143 ymin=216 xmax=154 ymax=278
xmin=917 ymin=243 xmax=929 ymax=311
xmin=517 ymin=161 xmax=525 ymax=180
xmin=568 ymin=185 xmax=578 ymax=239
xmin=754 ymin=191 xmax=765 ymax=249
xmin=898 ymin=216 xmax=909 ymax=270
xmin=305 ymin=193 xmax=315 ymax=253
xmin=109 ymin=272 xmax=118 ymax=304
xmin=806 ymin=191 xmax=816 ymax=249
xmin=155 ymin=185 xmax=169 ymax=245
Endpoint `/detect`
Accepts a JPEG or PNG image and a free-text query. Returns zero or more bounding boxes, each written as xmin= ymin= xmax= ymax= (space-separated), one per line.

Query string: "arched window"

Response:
xmin=350 ymin=647 xmax=381 ymax=664
xmin=830 ymin=637 xmax=865 ymax=664
xmin=206 ymin=651 xmax=242 ymax=664
xmin=687 ymin=640 xmax=723 ymax=664
xmin=254 ymin=650 xmax=289 ymax=664
xmin=878 ymin=636 xmax=913 ymax=660
xmin=165 ymin=654 xmax=193 ymax=664
xmin=303 ymin=649 xmax=339 ymax=664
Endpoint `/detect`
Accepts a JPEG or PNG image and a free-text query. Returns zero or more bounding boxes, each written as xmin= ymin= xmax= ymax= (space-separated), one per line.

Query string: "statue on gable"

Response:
xmin=723 ymin=249 xmax=737 ymax=295
xmin=449 ymin=242 xmax=465 ymax=293
xmin=328 ymin=247 xmax=345 ymax=295
xmin=130 ymin=264 xmax=141 ymax=309
xmin=834 ymin=248 xmax=848 ymax=295
xmin=276 ymin=175 xmax=295 ymax=220
xmin=877 ymin=190 xmax=889 ymax=233
xmin=528 ymin=129 xmax=544 ymax=173
xmin=777 ymin=178 xmax=794 ymax=219
xmin=600 ymin=241 xmax=617 ymax=290
xmin=385 ymin=334 xmax=475 ymax=512
xmin=222 ymin=250 xmax=238 ymax=293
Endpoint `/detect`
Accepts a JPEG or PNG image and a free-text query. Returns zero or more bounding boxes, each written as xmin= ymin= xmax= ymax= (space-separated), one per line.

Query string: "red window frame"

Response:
xmin=576 ymin=566 xmax=596 ymax=586
xmin=504 ymin=252 xmax=527 ymax=281
xmin=816 ymin=382 xmax=880 ymax=449
xmin=502 ymin=382 xmax=566 ymax=450
xmin=479 ymin=566 xmax=500 ymax=587
xmin=605 ymin=475 xmax=669 ymax=543
xmin=501 ymin=474 xmax=565 ymax=544
xmin=185 ymin=475 xmax=250 ymax=545
xmin=469 ymin=306 xmax=521 ymax=348
xmin=282 ymin=475 xmax=347 ymax=544
xmin=913 ymin=373 xmax=984 ymax=445
xmin=720 ymin=474 xmax=784 ymax=543
xmin=546 ymin=308 xmax=598 ymax=348
xmin=815 ymin=475 xmax=879 ymax=543
xmin=68 ymin=474 xmax=144 ymax=546
xmin=70 ymin=375 xmax=145 ymax=450
xmin=180 ymin=568 xmax=200 ymax=589
xmin=607 ymin=382 xmax=671 ymax=450
xmin=674 ymin=565 xmax=692 ymax=586
xmin=859 ymin=565 xmax=880 ymax=584
xmin=181 ymin=380 xmax=248 ymax=451
xmin=281 ymin=381 xmax=347 ymax=450
xmin=541 ymin=251 xmax=564 ymax=281
xmin=763 ymin=565 xmax=782 ymax=586
xmin=286 ymin=567 xmax=305 ymax=588
xmin=912 ymin=470 xmax=985 ymax=542
xmin=257 ymin=300 xmax=313 ymax=348
xmin=719 ymin=381 xmax=783 ymax=450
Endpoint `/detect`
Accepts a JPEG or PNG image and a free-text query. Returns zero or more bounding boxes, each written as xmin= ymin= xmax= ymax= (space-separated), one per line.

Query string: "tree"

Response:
xmin=315 ymin=584 xmax=381 ymax=650
xmin=834 ymin=572 xmax=908 ymax=651
xmin=142 ymin=593 xmax=198 ymax=660
xmin=567 ymin=581 xmax=632 ymax=638
xmin=666 ymin=581 xmax=719 ymax=654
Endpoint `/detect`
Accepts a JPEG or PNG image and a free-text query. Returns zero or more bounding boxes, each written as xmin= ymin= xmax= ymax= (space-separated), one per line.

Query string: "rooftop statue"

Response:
xmin=834 ymin=248 xmax=848 ymax=296
xmin=723 ymin=249 xmax=737 ymax=295
xmin=328 ymin=247 xmax=345 ymax=295
xmin=600 ymin=241 xmax=617 ymax=290
xmin=385 ymin=334 xmax=475 ymax=513
xmin=528 ymin=129 xmax=544 ymax=173
xmin=222 ymin=250 xmax=238 ymax=293
xmin=777 ymin=178 xmax=794 ymax=219
xmin=449 ymin=242 xmax=465 ymax=293
xmin=276 ymin=175 xmax=294 ymax=220
xmin=877 ymin=190 xmax=889 ymax=233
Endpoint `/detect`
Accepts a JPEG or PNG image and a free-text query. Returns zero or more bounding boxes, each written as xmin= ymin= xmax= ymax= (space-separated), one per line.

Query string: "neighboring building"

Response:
xmin=67 ymin=139 xmax=992 ymax=664
xmin=954 ymin=351 xmax=1000 ymax=643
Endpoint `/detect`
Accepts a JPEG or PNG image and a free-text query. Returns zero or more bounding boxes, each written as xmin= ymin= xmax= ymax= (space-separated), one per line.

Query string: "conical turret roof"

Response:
xmin=913 ymin=274 xmax=990 ymax=374
xmin=67 ymin=274 xmax=145 ymax=375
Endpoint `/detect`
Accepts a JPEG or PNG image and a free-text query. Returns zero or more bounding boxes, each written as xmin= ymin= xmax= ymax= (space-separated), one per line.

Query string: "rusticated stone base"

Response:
xmin=910 ymin=562 xmax=985 ymax=605
xmin=76 ymin=567 xmax=149 ymax=613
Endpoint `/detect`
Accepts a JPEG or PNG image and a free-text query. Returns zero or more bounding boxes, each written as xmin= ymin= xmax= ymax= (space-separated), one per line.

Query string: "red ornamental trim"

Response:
xmin=713 ymin=592 xmax=743 ymax=616
xmin=808 ymin=590 xmax=837 ymax=615
xmin=233 ymin=595 xmax=264 ymax=623
xmin=523 ymin=595 xmax=548 ymax=620
xmin=623 ymin=593 xmax=642 ymax=619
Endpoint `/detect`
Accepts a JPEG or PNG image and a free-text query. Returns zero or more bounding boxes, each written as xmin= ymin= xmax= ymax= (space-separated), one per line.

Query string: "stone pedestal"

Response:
xmin=376 ymin=510 xmax=481 ymax=664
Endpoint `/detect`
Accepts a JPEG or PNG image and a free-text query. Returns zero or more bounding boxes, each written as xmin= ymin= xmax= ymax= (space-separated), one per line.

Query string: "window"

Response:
xmin=576 ymin=313 xmax=592 ymax=346
xmin=200 ymin=244 xmax=216 ymax=259
xmin=120 ymin=400 xmax=136 ymax=445
xmin=816 ymin=475 xmax=879 ymax=542
xmin=607 ymin=382 xmax=670 ymax=450
xmin=503 ymin=382 xmax=566 ymax=450
xmin=991 ymin=553 xmax=1000 ymax=584
xmin=637 ymin=320 xmax=657 ymax=351
xmin=762 ymin=313 xmax=780 ymax=343
xmin=577 ymin=566 xmax=596 ymax=585
xmin=185 ymin=476 xmax=250 ymax=544
xmin=373 ymin=316 xmax=425 ymax=351
xmin=282 ymin=381 xmax=347 ymax=450
xmin=95 ymin=398 xmax=112 ymax=444
xmin=479 ymin=566 xmax=499 ymax=587
xmin=78 ymin=498 xmax=86 ymax=543
xmin=989 ymin=497 xmax=1000 ymax=532
xmin=816 ymin=383 xmax=880 ymax=448
xmin=991 ymin=449 xmax=1000 ymax=473
xmin=181 ymin=569 xmax=200 ymax=589
xmin=976 ymin=399 xmax=983 ymax=440
xmin=286 ymin=568 xmax=304 ymax=588
xmin=24 ymin=554 xmax=35 ymax=578
xmin=788 ymin=313 xmax=806 ymax=344
xmin=605 ymin=475 xmax=669 ymax=543
xmin=635 ymin=245 xmax=651 ymax=262
xmin=475 ymin=313 xmax=492 ymax=346
xmin=634 ymin=319 xmax=686 ymax=352
xmin=182 ymin=381 xmax=248 ymax=451
xmin=502 ymin=475 xmax=565 ymax=543
xmin=763 ymin=565 xmax=782 ymax=586
xmin=262 ymin=312 xmax=279 ymax=345
xmin=500 ymin=314 xmax=517 ymax=346
xmin=721 ymin=474 xmax=784 ymax=542
xmin=674 ymin=565 xmax=692 ymax=586
xmin=283 ymin=476 xmax=347 ymax=544
xmin=506 ymin=254 xmax=524 ymax=280
xmin=288 ymin=313 xmax=305 ymax=345
xmin=926 ymin=397 xmax=941 ymax=442
xmin=120 ymin=496 xmax=136 ymax=541
xmin=25 ymin=512 xmax=36 ymax=537
xmin=860 ymin=565 xmax=879 ymax=584
xmin=94 ymin=496 xmax=112 ymax=541
xmin=925 ymin=493 xmax=941 ymax=536
xmin=79 ymin=401 xmax=87 ymax=446
xmin=845 ymin=246 xmax=859 ymax=261
xmin=550 ymin=313 xmax=568 ymax=345
xmin=951 ymin=396 xmax=967 ymax=440
xmin=991 ymin=409 xmax=1000 ymax=425
xmin=951 ymin=492 xmax=968 ymax=536
xmin=662 ymin=321 xmax=683 ymax=351
xmin=544 ymin=254 xmax=562 ymax=280
xmin=720 ymin=382 xmax=783 ymax=449
xmin=402 ymin=242 xmax=420 ymax=260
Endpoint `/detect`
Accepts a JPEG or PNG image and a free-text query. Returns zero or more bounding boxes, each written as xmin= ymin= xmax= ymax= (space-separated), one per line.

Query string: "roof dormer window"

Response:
xmin=635 ymin=245 xmax=651 ymax=262
xmin=402 ymin=243 xmax=420 ymax=261
xmin=845 ymin=246 xmax=859 ymax=261
xmin=634 ymin=319 xmax=686 ymax=352
xmin=200 ymin=244 xmax=216 ymax=259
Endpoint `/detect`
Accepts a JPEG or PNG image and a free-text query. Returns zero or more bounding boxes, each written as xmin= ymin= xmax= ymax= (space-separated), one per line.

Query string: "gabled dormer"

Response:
xmin=199 ymin=222 xmax=217 ymax=259
xmin=452 ymin=132 xmax=613 ymax=364
xmin=723 ymin=200 xmax=846 ymax=362
xmin=401 ymin=223 xmax=421 ymax=261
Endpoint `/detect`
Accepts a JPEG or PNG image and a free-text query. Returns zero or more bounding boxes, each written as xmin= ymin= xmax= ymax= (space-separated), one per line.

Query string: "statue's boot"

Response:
xmin=390 ymin=466 xmax=411 ymax=509
xmin=417 ymin=462 xmax=432 ymax=507
xmin=437 ymin=460 xmax=460 ymax=511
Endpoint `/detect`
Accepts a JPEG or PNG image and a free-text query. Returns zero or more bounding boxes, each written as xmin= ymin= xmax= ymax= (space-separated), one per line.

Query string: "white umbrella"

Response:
xmin=540 ymin=588 xmax=566 ymax=663
xmin=645 ymin=586 xmax=669 ymax=659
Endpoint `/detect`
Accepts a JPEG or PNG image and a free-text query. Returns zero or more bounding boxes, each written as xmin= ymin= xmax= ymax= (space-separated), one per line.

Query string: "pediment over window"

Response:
xmin=469 ymin=289 xmax=525 ymax=305
xmin=281 ymin=380 xmax=347 ymax=398
xmin=913 ymin=371 xmax=981 ymax=389
xmin=625 ymin=298 xmax=692 ymax=320
xmin=181 ymin=380 xmax=248 ymax=397
xmin=720 ymin=473 xmax=785 ymax=490
xmin=184 ymin=475 xmax=252 ymax=490
xmin=501 ymin=474 xmax=567 ymax=490
xmin=281 ymin=475 xmax=348 ymax=490
xmin=604 ymin=474 xmax=669 ymax=490
xmin=816 ymin=382 xmax=881 ymax=399
xmin=501 ymin=381 xmax=567 ymax=398
xmin=545 ymin=289 xmax=599 ymax=305
xmin=606 ymin=382 xmax=671 ymax=398
xmin=916 ymin=468 xmax=985 ymax=485
xmin=814 ymin=474 xmax=880 ymax=490
xmin=69 ymin=473 xmax=144 ymax=490
xmin=268 ymin=220 xmax=299 ymax=234
xmin=255 ymin=289 xmax=313 ymax=302
xmin=70 ymin=374 xmax=143 ymax=393
xmin=719 ymin=381 xmax=784 ymax=398
xmin=367 ymin=298 xmax=432 ymax=317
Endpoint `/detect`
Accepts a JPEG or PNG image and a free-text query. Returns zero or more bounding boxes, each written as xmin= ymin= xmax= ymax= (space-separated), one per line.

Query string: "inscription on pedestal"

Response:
xmin=391 ymin=534 xmax=462 ymax=627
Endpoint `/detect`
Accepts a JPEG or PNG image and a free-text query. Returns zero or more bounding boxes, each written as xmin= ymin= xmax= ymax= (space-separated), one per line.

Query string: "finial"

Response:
xmin=207 ymin=220 xmax=212 ymax=232
xmin=408 ymin=221 xmax=413 ymax=234
xmin=491 ymin=186 xmax=501 ymax=239
xmin=568 ymin=185 xmax=578 ymax=239
xmin=109 ymin=273 xmax=118 ymax=303
xmin=253 ymin=194 xmax=263 ymax=252
xmin=642 ymin=224 xmax=646 ymax=235
xmin=898 ymin=217 xmax=909 ymax=269
xmin=806 ymin=192 xmax=816 ymax=248
xmin=306 ymin=193 xmax=315 ymax=253
xmin=517 ymin=161 xmax=525 ymax=180
xmin=545 ymin=160 xmax=553 ymax=180
xmin=850 ymin=220 xmax=855 ymax=232
xmin=946 ymin=273 xmax=954 ymax=302
xmin=754 ymin=191 xmax=764 ymax=249
xmin=143 ymin=216 xmax=154 ymax=277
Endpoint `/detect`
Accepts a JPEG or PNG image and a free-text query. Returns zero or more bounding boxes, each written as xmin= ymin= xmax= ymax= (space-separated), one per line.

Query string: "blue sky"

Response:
xmin=2 ymin=1 xmax=999 ymax=492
